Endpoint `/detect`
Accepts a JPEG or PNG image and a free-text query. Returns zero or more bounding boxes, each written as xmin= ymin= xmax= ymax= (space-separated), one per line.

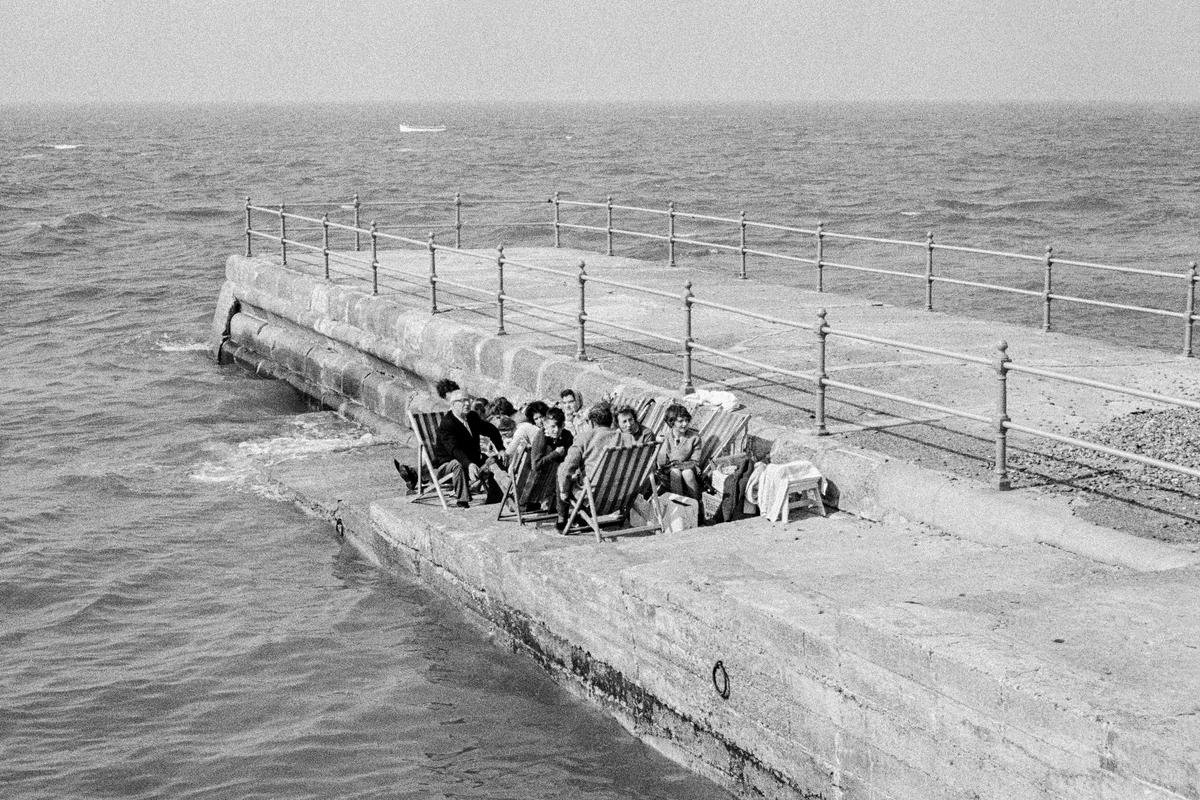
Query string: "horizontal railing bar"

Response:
xmin=1006 ymin=364 xmax=1200 ymax=410
xmin=583 ymin=274 xmax=678 ymax=300
xmin=328 ymin=251 xmax=373 ymax=268
xmin=674 ymin=210 xmax=742 ymax=224
xmin=278 ymin=211 xmax=327 ymax=225
xmin=247 ymin=229 xmax=278 ymax=241
xmin=742 ymin=247 xmax=818 ymax=265
xmin=585 ymin=316 xmax=681 ymax=345
xmin=459 ymin=199 xmax=550 ymax=206
xmin=608 ymin=203 xmax=668 ymax=216
xmin=432 ymin=276 xmax=490 ymax=296
xmin=323 ymin=219 xmax=365 ymax=234
xmin=1047 ymin=293 xmax=1183 ymax=318
xmin=498 ymin=295 xmax=578 ymax=320
xmin=822 ymin=378 xmax=993 ymax=423
xmin=689 ymin=342 xmax=815 ymax=383
xmin=690 ymin=298 xmax=814 ymax=331
xmin=931 ymin=275 xmax=1043 ymax=296
xmin=822 ymin=231 xmax=927 ymax=248
xmin=824 ymin=327 xmax=992 ymax=366
xmin=609 ymin=227 xmax=670 ymax=242
xmin=269 ymin=200 xmax=348 ymax=208
xmin=374 ymin=230 xmax=426 ymax=247
xmin=744 ymin=220 xmax=819 ymax=236
xmin=930 ymin=243 xmax=1046 ymax=262
xmin=822 ymin=260 xmax=924 ymax=280
xmin=1004 ymin=422 xmax=1200 ymax=479
xmin=557 ymin=199 xmax=612 ymax=209
xmin=557 ymin=221 xmax=608 ymax=234
xmin=1049 ymin=257 xmax=1182 ymax=279
xmin=499 ymin=258 xmax=573 ymax=279
xmin=672 ymin=235 xmax=741 ymax=252
xmin=282 ymin=239 xmax=324 ymax=255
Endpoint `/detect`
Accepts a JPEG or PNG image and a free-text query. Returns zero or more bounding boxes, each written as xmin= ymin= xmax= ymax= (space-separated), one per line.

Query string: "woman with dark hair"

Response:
xmin=655 ymin=403 xmax=701 ymax=500
xmin=506 ymin=400 xmax=549 ymax=462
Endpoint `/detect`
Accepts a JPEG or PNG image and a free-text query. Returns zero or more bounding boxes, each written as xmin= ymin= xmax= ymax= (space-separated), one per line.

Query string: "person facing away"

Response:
xmin=615 ymin=405 xmax=656 ymax=446
xmin=555 ymin=402 xmax=620 ymax=531
xmin=558 ymin=388 xmax=586 ymax=436
xmin=655 ymin=403 xmax=701 ymax=500
xmin=432 ymin=388 xmax=504 ymax=508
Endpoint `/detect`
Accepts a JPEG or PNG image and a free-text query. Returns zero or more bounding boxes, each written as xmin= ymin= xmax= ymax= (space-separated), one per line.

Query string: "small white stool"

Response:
xmin=783 ymin=476 xmax=826 ymax=521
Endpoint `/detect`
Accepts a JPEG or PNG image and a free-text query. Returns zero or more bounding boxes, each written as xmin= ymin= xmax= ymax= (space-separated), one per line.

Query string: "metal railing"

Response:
xmin=242 ymin=197 xmax=1200 ymax=492
xmin=548 ymin=196 xmax=1199 ymax=359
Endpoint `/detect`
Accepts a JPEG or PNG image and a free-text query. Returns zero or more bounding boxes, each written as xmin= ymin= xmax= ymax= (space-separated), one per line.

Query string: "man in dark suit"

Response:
xmin=433 ymin=388 xmax=504 ymax=508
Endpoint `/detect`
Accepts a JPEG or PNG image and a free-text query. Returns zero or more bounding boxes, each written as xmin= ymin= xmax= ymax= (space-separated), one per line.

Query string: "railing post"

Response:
xmin=925 ymin=231 xmax=934 ymax=311
xmin=353 ymin=193 xmax=362 ymax=251
xmin=244 ymin=196 xmax=252 ymax=256
xmin=576 ymin=259 xmax=588 ymax=361
xmin=815 ymin=308 xmax=828 ymax=436
xmin=668 ymin=200 xmax=676 ymax=267
xmin=1185 ymin=261 xmax=1197 ymax=358
xmin=428 ymin=232 xmax=438 ymax=314
xmin=739 ymin=210 xmax=747 ymax=279
xmin=496 ymin=244 xmax=506 ymax=335
xmin=1042 ymin=246 xmax=1054 ymax=332
xmin=606 ymin=194 xmax=614 ymax=256
xmin=681 ymin=280 xmax=694 ymax=394
xmin=370 ymin=221 xmax=379 ymax=296
xmin=279 ymin=202 xmax=287 ymax=265
xmin=321 ymin=213 xmax=330 ymax=280
xmin=815 ymin=222 xmax=824 ymax=292
xmin=994 ymin=340 xmax=1011 ymax=491
xmin=553 ymin=191 xmax=561 ymax=248
xmin=454 ymin=192 xmax=462 ymax=249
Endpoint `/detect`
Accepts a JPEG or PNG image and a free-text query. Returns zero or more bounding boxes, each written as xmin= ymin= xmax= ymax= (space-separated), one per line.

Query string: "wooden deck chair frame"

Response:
xmin=559 ymin=442 xmax=660 ymax=542
xmin=496 ymin=445 xmax=557 ymax=525
xmin=407 ymin=409 xmax=452 ymax=511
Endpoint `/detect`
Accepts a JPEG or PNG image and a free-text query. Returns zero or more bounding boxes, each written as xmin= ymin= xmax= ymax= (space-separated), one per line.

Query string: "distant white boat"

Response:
xmin=397 ymin=124 xmax=446 ymax=133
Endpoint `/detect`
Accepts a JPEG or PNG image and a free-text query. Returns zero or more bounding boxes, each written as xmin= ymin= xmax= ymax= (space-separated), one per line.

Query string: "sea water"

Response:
xmin=3 ymin=102 xmax=1198 ymax=798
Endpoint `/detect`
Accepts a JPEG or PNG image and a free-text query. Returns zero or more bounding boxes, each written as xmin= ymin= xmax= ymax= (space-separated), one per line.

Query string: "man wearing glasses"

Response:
xmin=432 ymin=388 xmax=505 ymax=508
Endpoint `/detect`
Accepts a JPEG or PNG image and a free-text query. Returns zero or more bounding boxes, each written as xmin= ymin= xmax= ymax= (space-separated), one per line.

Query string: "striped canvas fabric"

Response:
xmin=586 ymin=442 xmax=659 ymax=516
xmin=409 ymin=410 xmax=448 ymax=484
xmin=696 ymin=410 xmax=750 ymax=469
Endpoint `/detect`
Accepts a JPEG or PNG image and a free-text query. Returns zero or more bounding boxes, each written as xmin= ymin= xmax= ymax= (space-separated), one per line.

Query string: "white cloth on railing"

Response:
xmin=754 ymin=461 xmax=826 ymax=522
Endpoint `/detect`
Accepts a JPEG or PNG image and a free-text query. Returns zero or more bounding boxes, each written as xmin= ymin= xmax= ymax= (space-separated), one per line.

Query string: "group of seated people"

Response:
xmin=400 ymin=378 xmax=703 ymax=533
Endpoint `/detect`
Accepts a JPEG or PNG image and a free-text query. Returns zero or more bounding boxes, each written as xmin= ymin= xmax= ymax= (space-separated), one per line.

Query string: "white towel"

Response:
xmin=755 ymin=461 xmax=825 ymax=522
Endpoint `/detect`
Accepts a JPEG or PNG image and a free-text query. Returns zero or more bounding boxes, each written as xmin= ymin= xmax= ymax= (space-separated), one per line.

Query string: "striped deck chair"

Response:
xmin=695 ymin=409 xmax=751 ymax=471
xmin=496 ymin=445 xmax=557 ymax=525
xmin=560 ymin=442 xmax=660 ymax=543
xmin=640 ymin=397 xmax=670 ymax=435
xmin=408 ymin=410 xmax=451 ymax=510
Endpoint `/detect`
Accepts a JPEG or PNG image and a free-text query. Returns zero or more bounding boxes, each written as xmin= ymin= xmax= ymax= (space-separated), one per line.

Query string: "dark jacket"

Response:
xmin=530 ymin=428 xmax=574 ymax=471
xmin=432 ymin=411 xmax=503 ymax=468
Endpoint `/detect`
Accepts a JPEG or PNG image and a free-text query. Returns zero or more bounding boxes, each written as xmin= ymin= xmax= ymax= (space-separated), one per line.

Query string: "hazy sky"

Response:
xmin=3 ymin=0 xmax=1199 ymax=104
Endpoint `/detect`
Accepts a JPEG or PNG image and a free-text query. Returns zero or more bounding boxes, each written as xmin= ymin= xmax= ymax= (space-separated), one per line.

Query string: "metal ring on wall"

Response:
xmin=712 ymin=660 xmax=730 ymax=699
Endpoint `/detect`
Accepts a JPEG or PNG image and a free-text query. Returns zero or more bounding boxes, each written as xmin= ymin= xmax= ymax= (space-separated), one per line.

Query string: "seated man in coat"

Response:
xmin=433 ymin=388 xmax=505 ymax=508
xmin=555 ymin=403 xmax=620 ymax=531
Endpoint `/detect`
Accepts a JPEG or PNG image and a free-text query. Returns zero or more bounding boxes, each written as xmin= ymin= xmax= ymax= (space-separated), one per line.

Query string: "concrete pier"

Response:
xmin=212 ymin=248 xmax=1200 ymax=799
xmin=264 ymin=438 xmax=1200 ymax=800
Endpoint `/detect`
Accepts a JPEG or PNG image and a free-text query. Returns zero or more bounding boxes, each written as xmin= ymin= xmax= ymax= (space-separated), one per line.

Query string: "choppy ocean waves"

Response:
xmin=934 ymin=194 xmax=1120 ymax=215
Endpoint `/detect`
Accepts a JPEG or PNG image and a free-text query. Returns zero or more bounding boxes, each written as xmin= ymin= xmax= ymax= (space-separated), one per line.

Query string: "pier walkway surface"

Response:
xmin=291 ymin=244 xmax=1200 ymax=548
xmin=264 ymin=426 xmax=1200 ymax=800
